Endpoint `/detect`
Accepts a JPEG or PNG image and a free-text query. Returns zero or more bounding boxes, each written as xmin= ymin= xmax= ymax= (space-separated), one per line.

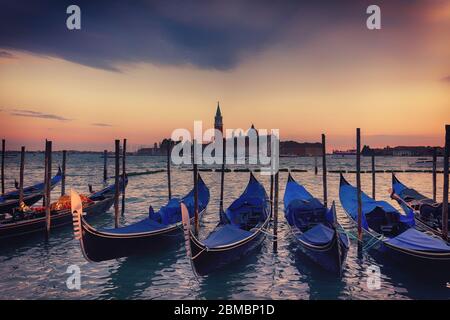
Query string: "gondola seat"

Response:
xmin=366 ymin=207 xmax=389 ymax=233
xmin=298 ymin=224 xmax=334 ymax=246
xmin=203 ymin=224 xmax=253 ymax=248
xmin=101 ymin=218 xmax=167 ymax=234
xmin=225 ymin=197 xmax=265 ymax=229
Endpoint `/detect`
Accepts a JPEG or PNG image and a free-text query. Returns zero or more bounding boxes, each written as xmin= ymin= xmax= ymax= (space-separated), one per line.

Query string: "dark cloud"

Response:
xmin=441 ymin=75 xmax=450 ymax=83
xmin=0 ymin=50 xmax=14 ymax=58
xmin=9 ymin=109 xmax=71 ymax=121
xmin=0 ymin=0 xmax=429 ymax=71
xmin=91 ymin=123 xmax=112 ymax=127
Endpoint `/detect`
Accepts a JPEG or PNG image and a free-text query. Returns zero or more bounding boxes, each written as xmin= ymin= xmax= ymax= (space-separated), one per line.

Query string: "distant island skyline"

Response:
xmin=1 ymin=102 xmax=448 ymax=153
xmin=1 ymin=141 xmax=445 ymax=158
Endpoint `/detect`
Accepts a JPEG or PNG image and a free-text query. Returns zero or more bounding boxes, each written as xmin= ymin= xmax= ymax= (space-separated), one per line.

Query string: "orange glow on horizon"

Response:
xmin=1 ymin=3 xmax=449 ymax=151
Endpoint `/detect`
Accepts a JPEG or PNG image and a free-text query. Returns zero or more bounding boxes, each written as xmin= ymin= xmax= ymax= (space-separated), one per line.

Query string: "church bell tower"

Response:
xmin=214 ymin=101 xmax=223 ymax=134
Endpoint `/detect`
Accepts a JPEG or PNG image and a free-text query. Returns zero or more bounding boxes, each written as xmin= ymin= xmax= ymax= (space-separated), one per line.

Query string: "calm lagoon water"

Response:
xmin=0 ymin=153 xmax=449 ymax=300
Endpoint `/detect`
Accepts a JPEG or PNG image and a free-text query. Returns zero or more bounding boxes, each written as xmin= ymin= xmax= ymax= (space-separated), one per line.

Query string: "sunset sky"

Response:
xmin=0 ymin=0 xmax=449 ymax=151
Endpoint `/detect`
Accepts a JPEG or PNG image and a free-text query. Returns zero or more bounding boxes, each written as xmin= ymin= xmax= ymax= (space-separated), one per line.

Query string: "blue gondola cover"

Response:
xmin=339 ymin=180 xmax=415 ymax=229
xmin=284 ymin=178 xmax=326 ymax=226
xmin=1 ymin=168 xmax=62 ymax=202
xmin=339 ymin=175 xmax=450 ymax=263
xmin=225 ymin=175 xmax=268 ymax=227
xmin=203 ymin=224 xmax=253 ymax=247
xmin=386 ymin=228 xmax=450 ymax=252
xmin=101 ymin=176 xmax=209 ymax=234
xmin=283 ymin=174 xmax=349 ymax=275
xmin=299 ymin=224 xmax=334 ymax=246
xmin=102 ymin=218 xmax=167 ymax=234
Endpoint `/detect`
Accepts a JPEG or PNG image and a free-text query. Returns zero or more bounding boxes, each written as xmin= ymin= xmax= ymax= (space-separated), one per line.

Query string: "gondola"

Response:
xmin=283 ymin=173 xmax=349 ymax=275
xmin=339 ymin=174 xmax=450 ymax=267
xmin=0 ymin=178 xmax=127 ymax=239
xmin=71 ymin=175 xmax=210 ymax=262
xmin=0 ymin=168 xmax=62 ymax=214
xmin=391 ymin=174 xmax=449 ymax=238
xmin=181 ymin=173 xmax=270 ymax=276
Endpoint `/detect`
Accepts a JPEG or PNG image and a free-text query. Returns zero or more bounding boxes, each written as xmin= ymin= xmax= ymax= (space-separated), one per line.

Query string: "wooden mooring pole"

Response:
xmin=356 ymin=128 xmax=363 ymax=241
xmin=273 ymin=170 xmax=279 ymax=252
xmin=193 ymin=140 xmax=199 ymax=236
xmin=45 ymin=141 xmax=52 ymax=238
xmin=442 ymin=125 xmax=449 ymax=241
xmin=371 ymin=152 xmax=376 ymax=200
xmin=219 ymin=138 xmax=226 ymax=213
xmin=314 ymin=156 xmax=318 ymax=175
xmin=18 ymin=146 xmax=25 ymax=206
xmin=61 ymin=150 xmax=66 ymax=196
xmin=1 ymin=139 xmax=5 ymax=194
xmin=322 ymin=134 xmax=327 ymax=208
xmin=43 ymin=140 xmax=48 ymax=206
xmin=270 ymin=174 xmax=274 ymax=218
xmin=114 ymin=140 xmax=120 ymax=228
xmin=432 ymin=147 xmax=437 ymax=202
xmin=121 ymin=139 xmax=126 ymax=216
xmin=167 ymin=141 xmax=172 ymax=200
xmin=103 ymin=149 xmax=108 ymax=182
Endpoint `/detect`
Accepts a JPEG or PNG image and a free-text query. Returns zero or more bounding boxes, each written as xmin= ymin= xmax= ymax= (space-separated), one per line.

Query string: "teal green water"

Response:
xmin=0 ymin=153 xmax=449 ymax=299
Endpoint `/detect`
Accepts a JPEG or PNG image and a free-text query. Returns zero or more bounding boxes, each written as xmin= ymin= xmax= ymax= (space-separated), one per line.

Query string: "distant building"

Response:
xmin=362 ymin=145 xmax=443 ymax=156
xmin=332 ymin=149 xmax=356 ymax=156
xmin=280 ymin=141 xmax=322 ymax=156
xmin=136 ymin=104 xmax=322 ymax=158
xmin=214 ymin=102 xmax=223 ymax=134
xmin=135 ymin=146 xmax=160 ymax=155
xmin=135 ymin=139 xmax=172 ymax=156
xmin=393 ymin=149 xmax=413 ymax=157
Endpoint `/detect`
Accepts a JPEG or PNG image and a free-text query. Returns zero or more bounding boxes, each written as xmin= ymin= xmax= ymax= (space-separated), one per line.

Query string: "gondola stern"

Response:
xmin=287 ymin=171 xmax=294 ymax=182
xmin=391 ymin=173 xmax=405 ymax=197
xmin=197 ymin=173 xmax=205 ymax=185
xmin=331 ymin=219 xmax=342 ymax=275
xmin=392 ymin=172 xmax=400 ymax=186
xmin=339 ymin=173 xmax=349 ymax=186
xmin=249 ymin=170 xmax=256 ymax=182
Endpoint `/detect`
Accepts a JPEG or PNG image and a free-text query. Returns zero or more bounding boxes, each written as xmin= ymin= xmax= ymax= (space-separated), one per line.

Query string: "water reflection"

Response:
xmin=101 ymin=247 xmax=181 ymax=299
xmin=0 ymin=154 xmax=448 ymax=299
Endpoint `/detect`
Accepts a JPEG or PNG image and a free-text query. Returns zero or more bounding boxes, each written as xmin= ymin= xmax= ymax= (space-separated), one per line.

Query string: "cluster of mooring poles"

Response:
xmin=1 ymin=124 xmax=448 ymax=242
xmin=0 ymin=140 xmax=68 ymax=238
xmin=353 ymin=125 xmax=449 ymax=242
xmin=107 ymin=139 xmax=128 ymax=228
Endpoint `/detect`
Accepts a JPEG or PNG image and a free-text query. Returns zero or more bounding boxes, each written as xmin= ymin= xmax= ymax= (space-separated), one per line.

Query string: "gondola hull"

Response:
xmin=72 ymin=174 xmax=210 ymax=262
xmin=0 ymin=196 xmax=114 ymax=239
xmin=182 ymin=173 xmax=271 ymax=276
xmin=340 ymin=174 xmax=450 ymax=269
xmin=189 ymin=218 xmax=269 ymax=276
xmin=0 ymin=169 xmax=62 ymax=214
xmin=292 ymin=228 xmax=348 ymax=275
xmin=391 ymin=174 xmax=449 ymax=239
xmin=0 ymin=193 xmax=44 ymax=215
xmin=78 ymin=209 xmax=206 ymax=262
xmin=283 ymin=174 xmax=349 ymax=275
xmin=359 ymin=227 xmax=450 ymax=268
